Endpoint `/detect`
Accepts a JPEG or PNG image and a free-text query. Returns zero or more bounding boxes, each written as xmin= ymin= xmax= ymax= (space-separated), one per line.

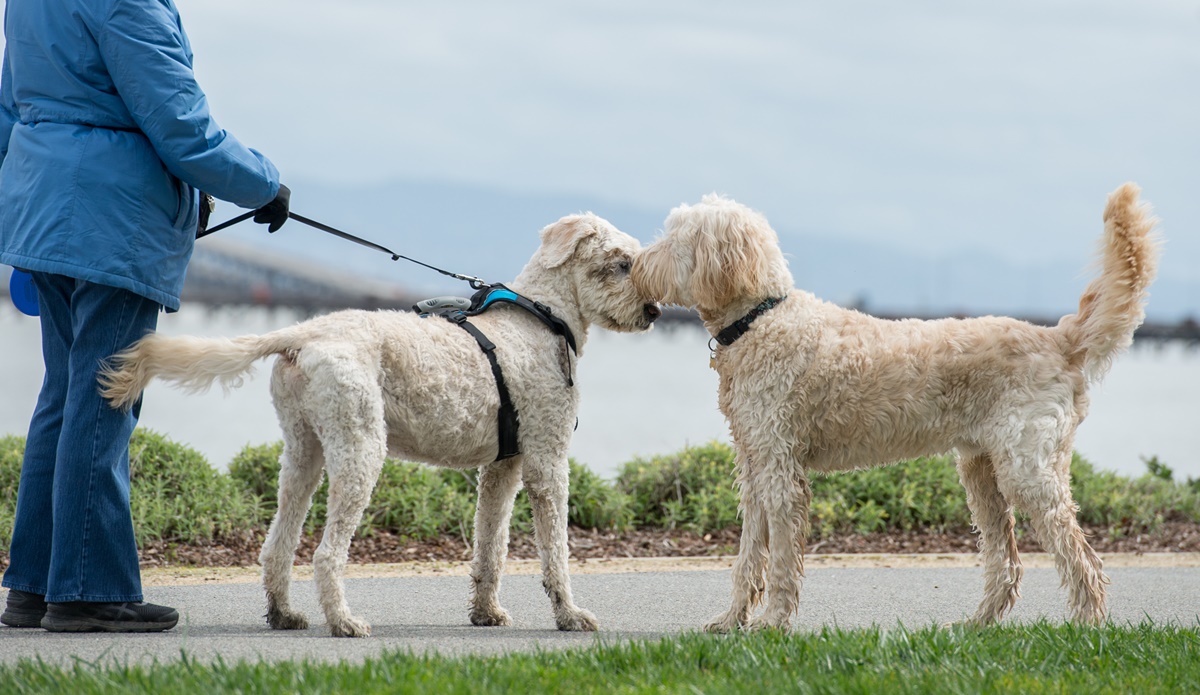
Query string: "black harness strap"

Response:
xmin=438 ymin=284 xmax=576 ymax=462
xmin=448 ymin=315 xmax=521 ymax=461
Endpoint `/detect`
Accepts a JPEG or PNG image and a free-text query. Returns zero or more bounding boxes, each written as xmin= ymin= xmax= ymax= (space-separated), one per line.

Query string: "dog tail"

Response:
xmin=1060 ymin=183 xmax=1161 ymax=383
xmin=99 ymin=328 xmax=302 ymax=411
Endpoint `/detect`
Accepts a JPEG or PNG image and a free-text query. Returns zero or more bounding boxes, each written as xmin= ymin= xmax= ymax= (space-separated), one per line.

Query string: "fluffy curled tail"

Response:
xmin=1062 ymin=183 xmax=1161 ymax=383
xmin=98 ymin=330 xmax=299 ymax=411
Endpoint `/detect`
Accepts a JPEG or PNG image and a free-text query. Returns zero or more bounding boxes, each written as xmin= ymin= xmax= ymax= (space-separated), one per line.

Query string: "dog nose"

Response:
xmin=643 ymin=304 xmax=661 ymax=323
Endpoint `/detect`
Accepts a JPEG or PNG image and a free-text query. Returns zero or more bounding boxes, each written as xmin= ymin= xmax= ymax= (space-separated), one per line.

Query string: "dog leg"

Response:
xmin=313 ymin=453 xmax=384 ymax=638
xmin=260 ymin=421 xmax=325 ymax=631
xmin=704 ymin=460 xmax=769 ymax=633
xmin=957 ymin=453 xmax=1023 ymax=626
xmin=306 ymin=373 xmax=387 ymax=638
xmin=523 ymin=459 xmax=597 ymax=632
xmin=747 ymin=465 xmax=810 ymax=631
xmin=1006 ymin=455 xmax=1108 ymax=625
xmin=469 ymin=458 xmax=523 ymax=627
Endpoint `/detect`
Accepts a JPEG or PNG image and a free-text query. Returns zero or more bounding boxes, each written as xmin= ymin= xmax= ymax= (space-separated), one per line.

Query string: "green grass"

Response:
xmin=0 ymin=622 xmax=1197 ymax=693
xmin=3 ymin=433 xmax=1200 ymax=556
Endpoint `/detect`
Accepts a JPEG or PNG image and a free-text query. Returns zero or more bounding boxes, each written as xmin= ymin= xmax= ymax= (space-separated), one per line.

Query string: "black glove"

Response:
xmin=253 ymin=184 xmax=290 ymax=233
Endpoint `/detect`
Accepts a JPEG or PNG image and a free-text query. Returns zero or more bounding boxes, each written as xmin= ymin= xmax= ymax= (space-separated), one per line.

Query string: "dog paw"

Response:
xmin=329 ymin=615 xmax=372 ymax=638
xmin=470 ymin=606 xmax=513 ymax=627
xmin=267 ymin=607 xmax=309 ymax=631
xmin=702 ymin=611 xmax=742 ymax=634
xmin=746 ymin=612 xmax=791 ymax=632
xmin=556 ymin=607 xmax=599 ymax=632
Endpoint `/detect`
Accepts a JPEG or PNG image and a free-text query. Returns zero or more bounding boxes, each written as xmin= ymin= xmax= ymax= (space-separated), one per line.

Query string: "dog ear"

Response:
xmin=539 ymin=215 xmax=598 ymax=269
xmin=688 ymin=206 xmax=772 ymax=308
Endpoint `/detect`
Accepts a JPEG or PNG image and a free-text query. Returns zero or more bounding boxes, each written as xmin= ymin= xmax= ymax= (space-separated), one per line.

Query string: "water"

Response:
xmin=2 ymin=304 xmax=1197 ymax=481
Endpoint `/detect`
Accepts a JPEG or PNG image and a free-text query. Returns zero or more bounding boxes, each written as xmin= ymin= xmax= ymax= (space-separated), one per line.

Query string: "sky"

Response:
xmin=2 ymin=0 xmax=1198 ymax=315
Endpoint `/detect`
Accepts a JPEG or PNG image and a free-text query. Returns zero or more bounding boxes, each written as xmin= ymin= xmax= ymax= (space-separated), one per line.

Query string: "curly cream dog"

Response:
xmin=633 ymin=184 xmax=1158 ymax=631
xmin=100 ymin=214 xmax=660 ymax=637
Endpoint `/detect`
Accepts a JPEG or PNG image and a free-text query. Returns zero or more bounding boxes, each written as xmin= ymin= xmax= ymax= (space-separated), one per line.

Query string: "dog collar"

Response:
xmin=713 ymin=296 xmax=787 ymax=348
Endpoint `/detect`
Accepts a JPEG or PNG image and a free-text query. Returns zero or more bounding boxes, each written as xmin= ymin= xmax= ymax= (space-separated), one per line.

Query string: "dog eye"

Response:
xmin=617 ymin=260 xmax=631 ymax=274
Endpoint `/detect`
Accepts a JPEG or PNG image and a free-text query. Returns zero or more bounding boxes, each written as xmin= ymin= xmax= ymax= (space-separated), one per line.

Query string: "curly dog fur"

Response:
xmin=633 ymin=183 xmax=1160 ymax=631
xmin=100 ymin=214 xmax=659 ymax=637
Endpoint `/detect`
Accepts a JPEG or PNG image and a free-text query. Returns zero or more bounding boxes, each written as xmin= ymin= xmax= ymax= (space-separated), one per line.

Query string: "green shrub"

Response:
xmin=128 ymin=429 xmax=263 ymax=544
xmin=495 ymin=460 xmax=634 ymax=534
xmin=615 ymin=442 xmax=1200 ymax=539
xmin=1071 ymin=454 xmax=1200 ymax=533
xmin=617 ymin=441 xmax=741 ymax=533
xmin=228 ymin=443 xmax=631 ymax=540
xmin=809 ymin=456 xmax=973 ymax=537
xmin=564 ymin=460 xmax=634 ymax=531
xmin=8 ymin=428 xmax=1200 ymax=561
xmin=0 ymin=435 xmax=24 ymax=551
xmin=365 ymin=464 xmax=478 ymax=542
xmin=227 ymin=441 xmax=307 ymax=526
xmin=229 ymin=442 xmax=480 ymax=540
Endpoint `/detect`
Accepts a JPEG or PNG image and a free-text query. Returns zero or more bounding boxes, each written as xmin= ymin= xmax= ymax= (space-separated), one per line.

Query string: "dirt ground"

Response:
xmin=139 ymin=520 xmax=1200 ymax=568
xmin=4 ymin=522 xmax=1198 ymax=577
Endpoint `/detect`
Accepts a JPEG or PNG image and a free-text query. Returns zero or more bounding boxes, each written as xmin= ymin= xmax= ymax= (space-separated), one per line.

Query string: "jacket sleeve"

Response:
xmin=0 ymin=50 xmax=16 ymax=169
xmin=94 ymin=0 xmax=280 ymax=209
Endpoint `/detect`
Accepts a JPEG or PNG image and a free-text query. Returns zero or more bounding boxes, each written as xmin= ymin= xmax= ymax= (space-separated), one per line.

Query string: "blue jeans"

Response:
xmin=2 ymin=273 xmax=159 ymax=602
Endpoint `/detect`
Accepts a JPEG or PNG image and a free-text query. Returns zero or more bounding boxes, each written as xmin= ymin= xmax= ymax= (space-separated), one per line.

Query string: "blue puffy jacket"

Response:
xmin=0 ymin=0 xmax=280 ymax=310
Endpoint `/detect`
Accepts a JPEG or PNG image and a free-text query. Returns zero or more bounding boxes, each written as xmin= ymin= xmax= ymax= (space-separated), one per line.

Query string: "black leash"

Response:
xmin=198 ymin=210 xmax=488 ymax=288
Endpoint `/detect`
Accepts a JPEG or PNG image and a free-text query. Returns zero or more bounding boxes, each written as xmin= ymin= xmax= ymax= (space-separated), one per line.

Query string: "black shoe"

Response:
xmin=41 ymin=601 xmax=179 ymax=633
xmin=2 ymin=589 xmax=48 ymax=628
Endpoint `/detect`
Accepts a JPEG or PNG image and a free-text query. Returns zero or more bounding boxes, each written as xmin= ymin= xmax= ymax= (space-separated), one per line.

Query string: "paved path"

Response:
xmin=2 ymin=555 xmax=1198 ymax=665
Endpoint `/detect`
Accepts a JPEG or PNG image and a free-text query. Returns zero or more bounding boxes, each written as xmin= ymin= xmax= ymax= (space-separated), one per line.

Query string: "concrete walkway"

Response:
xmin=2 ymin=554 xmax=1198 ymax=665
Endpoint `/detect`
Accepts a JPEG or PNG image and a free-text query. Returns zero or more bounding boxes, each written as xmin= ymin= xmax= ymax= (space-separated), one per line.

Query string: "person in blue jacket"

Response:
xmin=0 ymin=0 xmax=290 ymax=632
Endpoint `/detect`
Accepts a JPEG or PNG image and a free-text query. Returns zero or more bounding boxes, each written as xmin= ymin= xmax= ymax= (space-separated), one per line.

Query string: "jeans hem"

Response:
xmin=1 ymin=579 xmax=47 ymax=596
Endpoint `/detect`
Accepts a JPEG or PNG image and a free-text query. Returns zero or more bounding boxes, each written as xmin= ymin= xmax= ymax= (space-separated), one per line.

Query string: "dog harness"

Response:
xmin=434 ymin=284 xmax=578 ymax=462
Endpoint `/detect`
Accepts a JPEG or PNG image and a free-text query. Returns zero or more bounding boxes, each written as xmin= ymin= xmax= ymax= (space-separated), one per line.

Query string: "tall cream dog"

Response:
xmin=633 ymin=184 xmax=1159 ymax=631
xmin=100 ymin=214 xmax=659 ymax=637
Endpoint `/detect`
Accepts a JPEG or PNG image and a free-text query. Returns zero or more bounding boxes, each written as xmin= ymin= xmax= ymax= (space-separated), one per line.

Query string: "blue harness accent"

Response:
xmin=431 ymin=284 xmax=578 ymax=462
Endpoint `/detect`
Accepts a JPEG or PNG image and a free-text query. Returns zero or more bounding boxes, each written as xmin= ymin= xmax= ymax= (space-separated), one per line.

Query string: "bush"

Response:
xmin=616 ymin=443 xmax=972 ymax=536
xmin=3 ymin=431 xmax=265 ymax=552
xmin=0 ymin=435 xmax=24 ymax=551
xmin=128 ymin=429 xmax=264 ymax=544
xmin=617 ymin=441 xmax=742 ymax=533
xmin=1071 ymin=454 xmax=1200 ymax=533
xmin=227 ymin=441 xmax=303 ymax=526
xmin=615 ymin=441 xmax=1200 ymax=539
xmin=228 ymin=443 xmax=631 ymax=541
xmin=564 ymin=460 xmax=634 ymax=531
xmin=809 ymin=456 xmax=972 ymax=537
xmin=229 ymin=441 xmax=480 ymax=541
xmin=7 ymin=429 xmax=1200 ymax=561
